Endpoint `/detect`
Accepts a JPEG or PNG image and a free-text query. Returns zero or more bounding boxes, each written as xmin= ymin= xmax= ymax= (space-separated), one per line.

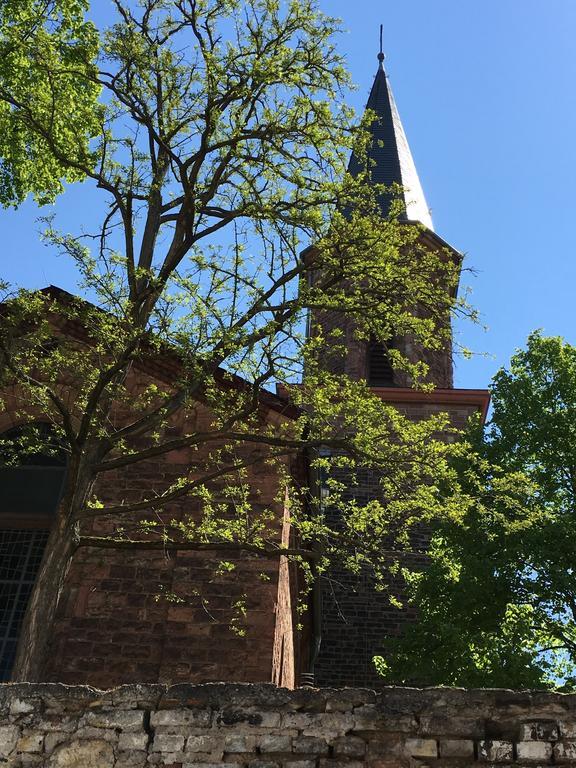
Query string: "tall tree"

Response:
xmin=0 ymin=0 xmax=469 ymax=681
xmin=378 ymin=332 xmax=576 ymax=690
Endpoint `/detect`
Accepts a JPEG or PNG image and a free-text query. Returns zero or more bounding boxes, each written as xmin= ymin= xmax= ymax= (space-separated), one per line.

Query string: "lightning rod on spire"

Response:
xmin=378 ymin=24 xmax=385 ymax=65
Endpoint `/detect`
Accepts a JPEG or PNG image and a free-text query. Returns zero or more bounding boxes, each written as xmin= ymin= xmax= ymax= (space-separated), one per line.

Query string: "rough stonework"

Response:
xmin=2 ymin=683 xmax=576 ymax=767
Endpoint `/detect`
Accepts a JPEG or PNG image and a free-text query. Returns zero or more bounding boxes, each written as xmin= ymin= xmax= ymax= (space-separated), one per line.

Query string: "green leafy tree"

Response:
xmin=378 ymin=332 xmax=576 ymax=690
xmin=0 ymin=0 xmax=100 ymax=206
xmin=0 ymin=0 xmax=470 ymax=681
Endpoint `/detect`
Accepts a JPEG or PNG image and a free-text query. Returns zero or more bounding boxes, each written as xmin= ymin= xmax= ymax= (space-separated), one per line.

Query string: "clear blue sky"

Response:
xmin=2 ymin=0 xmax=576 ymax=391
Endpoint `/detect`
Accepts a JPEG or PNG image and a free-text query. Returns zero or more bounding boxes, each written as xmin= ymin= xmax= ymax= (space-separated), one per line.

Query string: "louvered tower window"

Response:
xmin=0 ymin=424 xmax=65 ymax=680
xmin=367 ymin=338 xmax=395 ymax=387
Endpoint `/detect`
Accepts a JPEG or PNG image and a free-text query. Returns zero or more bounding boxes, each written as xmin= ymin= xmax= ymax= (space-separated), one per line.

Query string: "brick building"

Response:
xmin=310 ymin=53 xmax=489 ymax=688
xmin=0 ymin=52 xmax=488 ymax=689
xmin=0 ymin=316 xmax=302 ymax=689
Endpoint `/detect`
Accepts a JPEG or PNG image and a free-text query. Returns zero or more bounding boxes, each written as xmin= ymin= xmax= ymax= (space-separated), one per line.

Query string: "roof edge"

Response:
xmin=12 ymin=286 xmax=300 ymax=421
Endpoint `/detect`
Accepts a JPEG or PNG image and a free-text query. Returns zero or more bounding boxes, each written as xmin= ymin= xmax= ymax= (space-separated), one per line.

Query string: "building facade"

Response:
xmin=0 ymin=52 xmax=488 ymax=689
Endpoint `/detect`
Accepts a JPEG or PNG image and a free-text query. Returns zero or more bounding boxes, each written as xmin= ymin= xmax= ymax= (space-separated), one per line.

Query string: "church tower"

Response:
xmin=307 ymin=44 xmax=490 ymax=689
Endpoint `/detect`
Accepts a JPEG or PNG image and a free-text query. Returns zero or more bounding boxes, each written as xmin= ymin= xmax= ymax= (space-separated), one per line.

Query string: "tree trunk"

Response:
xmin=11 ymin=463 xmax=95 ymax=682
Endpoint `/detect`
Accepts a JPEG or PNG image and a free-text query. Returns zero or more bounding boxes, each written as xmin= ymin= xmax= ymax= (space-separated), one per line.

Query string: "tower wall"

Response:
xmin=313 ymin=305 xmax=454 ymax=389
xmin=313 ymin=396 xmax=486 ymax=688
xmin=306 ymin=219 xmax=485 ymax=688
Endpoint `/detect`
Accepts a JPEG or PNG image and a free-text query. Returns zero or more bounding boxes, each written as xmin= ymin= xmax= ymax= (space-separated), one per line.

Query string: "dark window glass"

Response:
xmin=367 ymin=339 xmax=395 ymax=387
xmin=1 ymin=467 xmax=66 ymax=518
xmin=0 ymin=424 xmax=65 ymax=680
xmin=0 ymin=529 xmax=50 ymax=680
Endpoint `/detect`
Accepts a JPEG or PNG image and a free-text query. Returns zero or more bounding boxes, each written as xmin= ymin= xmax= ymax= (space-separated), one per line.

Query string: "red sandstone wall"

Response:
xmin=310 ymin=309 xmax=454 ymax=389
xmin=42 ymin=416 xmax=295 ymax=686
xmin=0 ymin=360 xmax=300 ymax=687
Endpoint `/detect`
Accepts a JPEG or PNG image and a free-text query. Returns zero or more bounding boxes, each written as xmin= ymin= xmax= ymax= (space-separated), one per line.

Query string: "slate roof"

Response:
xmin=348 ymin=59 xmax=434 ymax=231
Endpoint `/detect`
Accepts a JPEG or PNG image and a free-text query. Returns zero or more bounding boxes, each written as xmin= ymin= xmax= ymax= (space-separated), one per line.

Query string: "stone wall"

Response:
xmin=3 ymin=682 xmax=576 ymax=767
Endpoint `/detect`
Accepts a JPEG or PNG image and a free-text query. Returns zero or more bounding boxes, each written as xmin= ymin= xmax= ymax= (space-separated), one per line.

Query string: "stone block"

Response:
xmin=368 ymin=762 xmax=407 ymax=768
xmin=559 ymin=721 xmax=576 ymax=739
xmin=17 ymin=731 xmax=44 ymax=754
xmin=520 ymin=721 xmax=560 ymax=741
xmin=282 ymin=761 xmax=315 ymax=768
xmin=83 ymin=709 xmax=145 ymax=731
xmin=368 ymin=715 xmax=416 ymax=734
xmin=9 ymin=698 xmax=36 ymax=715
xmin=281 ymin=713 xmax=315 ymax=731
xmin=419 ymin=714 xmax=483 ymax=739
xmin=325 ymin=699 xmax=354 ymax=713
xmin=477 ymin=740 xmax=514 ymax=762
xmin=282 ymin=713 xmax=353 ymax=736
xmin=366 ymin=735 xmax=405 ymax=759
xmin=554 ymin=740 xmax=576 ymax=762
xmin=75 ymin=726 xmax=119 ymax=742
xmin=352 ymin=705 xmax=381 ymax=730
xmin=182 ymin=763 xmax=230 ymax=768
xmin=148 ymin=753 xmax=185 ymax=765
xmin=18 ymin=755 xmax=44 ymax=768
xmin=152 ymin=733 xmax=186 ymax=753
xmin=0 ymin=724 xmax=19 ymax=756
xmin=224 ymin=734 xmax=257 ymax=753
xmin=405 ymin=738 xmax=438 ymax=759
xmin=292 ymin=736 xmax=329 ymax=755
xmin=248 ymin=762 xmax=280 ymax=768
xmin=44 ymin=732 xmax=69 ymax=754
xmin=47 ymin=739 xmax=115 ymax=768
xmin=152 ymin=709 xmax=211 ymax=730
xmin=115 ymin=751 xmax=150 ymax=768
xmin=439 ymin=739 xmax=474 ymax=758
xmin=318 ymin=760 xmax=364 ymax=768
xmin=248 ymin=711 xmax=283 ymax=728
xmin=216 ymin=710 xmax=281 ymax=728
xmin=118 ymin=731 xmax=149 ymax=750
xmin=330 ymin=736 xmax=366 ymax=757
xmin=37 ymin=717 xmax=77 ymax=733
xmin=516 ymin=740 xmax=553 ymax=761
xmin=186 ymin=735 xmax=224 ymax=754
xmin=258 ymin=734 xmax=293 ymax=753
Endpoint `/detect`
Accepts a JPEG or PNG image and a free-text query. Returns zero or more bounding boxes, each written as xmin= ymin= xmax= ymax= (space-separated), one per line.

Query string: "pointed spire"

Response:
xmin=348 ymin=35 xmax=434 ymax=231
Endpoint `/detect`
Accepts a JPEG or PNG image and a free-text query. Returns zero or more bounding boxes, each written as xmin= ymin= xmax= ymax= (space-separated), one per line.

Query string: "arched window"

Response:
xmin=367 ymin=338 xmax=395 ymax=387
xmin=0 ymin=423 xmax=66 ymax=680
